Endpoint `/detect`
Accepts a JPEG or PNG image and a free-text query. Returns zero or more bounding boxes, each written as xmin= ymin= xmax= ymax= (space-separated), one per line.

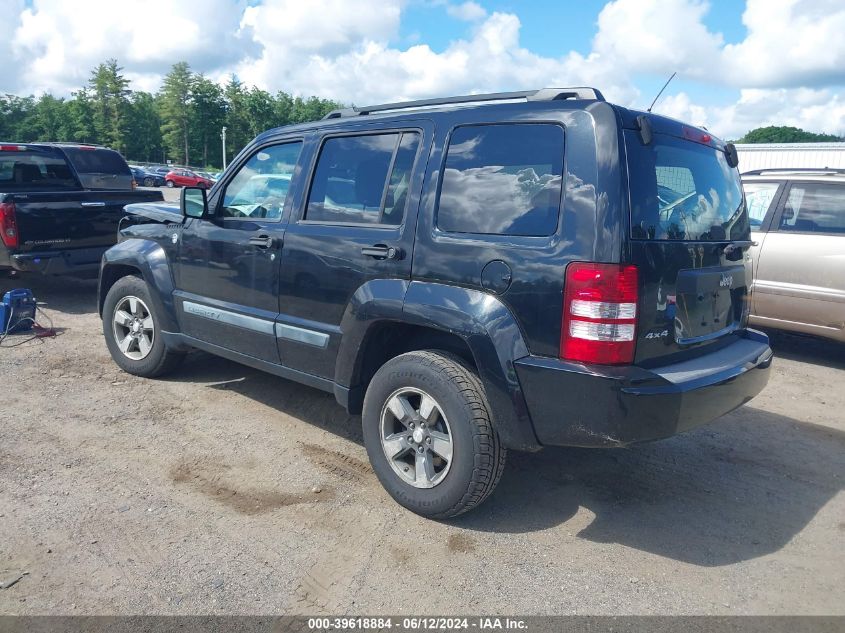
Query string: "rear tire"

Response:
xmin=102 ymin=275 xmax=184 ymax=378
xmin=362 ymin=350 xmax=506 ymax=519
xmin=143 ymin=177 xmax=154 ymax=187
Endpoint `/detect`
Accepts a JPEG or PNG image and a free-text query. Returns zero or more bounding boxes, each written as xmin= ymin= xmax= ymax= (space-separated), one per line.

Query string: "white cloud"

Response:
xmin=0 ymin=0 xmax=25 ymax=92
xmin=652 ymin=92 xmax=711 ymax=128
xmin=446 ymin=1 xmax=487 ymax=22
xmin=723 ymin=0 xmax=845 ymax=88
xmin=593 ymin=0 xmax=723 ymax=80
xmin=235 ymin=8 xmax=639 ymax=105
xmin=653 ymin=88 xmax=845 ymax=139
xmin=6 ymin=0 xmax=253 ymax=95
xmin=1 ymin=0 xmax=843 ymax=140
xmin=593 ymin=0 xmax=845 ymax=90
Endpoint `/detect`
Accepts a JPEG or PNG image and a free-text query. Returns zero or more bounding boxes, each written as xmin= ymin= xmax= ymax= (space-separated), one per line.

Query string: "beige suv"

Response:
xmin=743 ymin=169 xmax=845 ymax=342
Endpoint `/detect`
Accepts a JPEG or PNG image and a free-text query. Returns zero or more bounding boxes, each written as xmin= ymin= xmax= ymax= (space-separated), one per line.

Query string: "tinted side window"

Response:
xmin=221 ymin=142 xmax=302 ymax=220
xmin=743 ymin=182 xmax=781 ymax=229
xmin=382 ymin=133 xmax=420 ymax=226
xmin=306 ymin=133 xmax=420 ymax=225
xmin=0 ymin=151 xmax=80 ymax=191
xmin=436 ymin=124 xmax=564 ymax=236
xmin=780 ymin=183 xmax=845 ymax=234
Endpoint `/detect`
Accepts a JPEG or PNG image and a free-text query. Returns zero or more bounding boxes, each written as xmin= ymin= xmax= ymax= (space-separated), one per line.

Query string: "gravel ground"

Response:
xmin=0 ymin=272 xmax=843 ymax=616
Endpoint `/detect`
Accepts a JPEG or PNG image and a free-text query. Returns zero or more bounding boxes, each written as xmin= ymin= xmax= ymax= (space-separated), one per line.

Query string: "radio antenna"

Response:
xmin=647 ymin=72 xmax=677 ymax=113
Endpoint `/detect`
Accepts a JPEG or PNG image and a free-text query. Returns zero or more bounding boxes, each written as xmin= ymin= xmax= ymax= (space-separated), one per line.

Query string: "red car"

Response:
xmin=164 ymin=169 xmax=213 ymax=189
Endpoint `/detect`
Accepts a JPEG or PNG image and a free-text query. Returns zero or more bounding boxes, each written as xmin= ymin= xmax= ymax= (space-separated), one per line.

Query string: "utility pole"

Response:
xmin=221 ymin=126 xmax=227 ymax=171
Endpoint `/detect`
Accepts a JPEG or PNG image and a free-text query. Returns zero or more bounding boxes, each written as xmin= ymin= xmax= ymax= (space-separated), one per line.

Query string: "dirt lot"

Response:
xmin=0 ymin=272 xmax=843 ymax=615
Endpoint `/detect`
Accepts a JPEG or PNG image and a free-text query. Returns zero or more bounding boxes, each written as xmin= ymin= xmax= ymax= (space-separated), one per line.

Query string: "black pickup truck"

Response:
xmin=0 ymin=143 xmax=163 ymax=276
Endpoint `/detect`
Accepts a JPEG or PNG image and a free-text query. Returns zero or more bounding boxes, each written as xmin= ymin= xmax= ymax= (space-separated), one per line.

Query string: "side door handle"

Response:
xmin=361 ymin=244 xmax=402 ymax=260
xmin=249 ymin=234 xmax=273 ymax=248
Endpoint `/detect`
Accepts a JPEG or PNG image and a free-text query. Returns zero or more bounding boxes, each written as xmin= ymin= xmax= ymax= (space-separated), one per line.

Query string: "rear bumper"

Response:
xmin=515 ymin=330 xmax=773 ymax=447
xmin=9 ymin=247 xmax=107 ymax=276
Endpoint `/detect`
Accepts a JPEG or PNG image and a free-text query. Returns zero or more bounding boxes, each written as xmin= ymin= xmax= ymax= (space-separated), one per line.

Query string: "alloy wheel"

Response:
xmin=379 ymin=387 xmax=453 ymax=489
xmin=112 ymin=296 xmax=154 ymax=361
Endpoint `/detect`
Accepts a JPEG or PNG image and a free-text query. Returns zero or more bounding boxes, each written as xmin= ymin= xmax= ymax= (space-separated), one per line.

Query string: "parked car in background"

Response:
xmin=99 ymin=87 xmax=772 ymax=518
xmin=743 ymin=168 xmax=845 ymax=342
xmin=196 ymin=170 xmax=218 ymax=183
xmin=165 ymin=168 xmax=213 ymax=189
xmin=130 ymin=166 xmax=165 ymax=187
xmin=0 ymin=143 xmax=163 ymax=276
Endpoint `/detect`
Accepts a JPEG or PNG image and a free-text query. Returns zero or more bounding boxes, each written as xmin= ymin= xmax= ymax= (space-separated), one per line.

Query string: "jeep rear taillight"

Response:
xmin=0 ymin=202 xmax=19 ymax=248
xmin=561 ymin=262 xmax=639 ymax=365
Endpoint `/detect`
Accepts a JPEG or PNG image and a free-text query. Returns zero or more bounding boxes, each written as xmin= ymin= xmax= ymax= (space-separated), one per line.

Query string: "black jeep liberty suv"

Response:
xmin=98 ymin=87 xmax=772 ymax=518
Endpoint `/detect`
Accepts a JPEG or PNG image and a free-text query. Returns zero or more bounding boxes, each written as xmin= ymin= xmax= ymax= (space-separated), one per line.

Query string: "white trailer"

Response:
xmin=735 ymin=142 xmax=845 ymax=173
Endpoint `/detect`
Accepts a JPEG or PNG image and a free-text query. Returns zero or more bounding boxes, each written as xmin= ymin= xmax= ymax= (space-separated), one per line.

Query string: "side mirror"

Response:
xmin=181 ymin=187 xmax=208 ymax=219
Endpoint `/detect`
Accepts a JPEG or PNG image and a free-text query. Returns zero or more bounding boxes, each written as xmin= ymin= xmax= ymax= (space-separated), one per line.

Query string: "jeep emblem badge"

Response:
xmin=719 ymin=273 xmax=733 ymax=288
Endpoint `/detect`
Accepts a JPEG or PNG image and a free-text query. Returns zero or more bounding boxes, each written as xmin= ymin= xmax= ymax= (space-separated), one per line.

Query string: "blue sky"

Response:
xmin=1 ymin=0 xmax=843 ymax=138
xmin=396 ymin=0 xmax=746 ymax=109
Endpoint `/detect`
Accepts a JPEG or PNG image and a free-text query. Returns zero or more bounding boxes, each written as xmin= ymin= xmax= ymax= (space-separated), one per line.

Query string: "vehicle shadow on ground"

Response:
xmin=456 ymin=408 xmax=843 ymax=566
xmin=0 ymin=272 xmax=98 ymax=315
xmin=171 ymin=351 xmax=843 ymax=568
xmin=762 ymin=328 xmax=845 ymax=371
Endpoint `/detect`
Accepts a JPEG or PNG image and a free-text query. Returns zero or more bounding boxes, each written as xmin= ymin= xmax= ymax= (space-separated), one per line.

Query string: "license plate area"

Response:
xmin=673 ymin=265 xmax=745 ymax=345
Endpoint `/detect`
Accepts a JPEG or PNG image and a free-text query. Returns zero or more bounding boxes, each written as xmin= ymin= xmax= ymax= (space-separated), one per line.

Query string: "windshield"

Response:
xmin=627 ymin=131 xmax=749 ymax=241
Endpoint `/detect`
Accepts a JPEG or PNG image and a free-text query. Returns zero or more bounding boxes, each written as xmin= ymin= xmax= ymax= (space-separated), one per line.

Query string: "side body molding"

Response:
xmin=401 ymin=281 xmax=540 ymax=451
xmin=99 ymin=238 xmax=180 ymax=335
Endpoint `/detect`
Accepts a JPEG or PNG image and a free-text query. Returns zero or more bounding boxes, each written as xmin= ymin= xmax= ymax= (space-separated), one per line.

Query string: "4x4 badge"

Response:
xmin=719 ymin=273 xmax=733 ymax=288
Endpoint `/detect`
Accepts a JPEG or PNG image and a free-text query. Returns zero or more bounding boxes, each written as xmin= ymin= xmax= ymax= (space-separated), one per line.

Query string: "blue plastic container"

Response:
xmin=0 ymin=289 xmax=36 ymax=334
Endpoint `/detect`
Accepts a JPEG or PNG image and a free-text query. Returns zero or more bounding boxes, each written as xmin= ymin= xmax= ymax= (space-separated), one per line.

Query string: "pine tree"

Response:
xmin=89 ymin=59 xmax=131 ymax=151
xmin=223 ymin=76 xmax=250 ymax=165
xmin=159 ymin=62 xmax=194 ymax=165
xmin=126 ymin=92 xmax=163 ymax=162
xmin=33 ymin=94 xmax=66 ymax=141
xmin=190 ymin=75 xmax=226 ymax=167
xmin=64 ymin=89 xmax=96 ymax=143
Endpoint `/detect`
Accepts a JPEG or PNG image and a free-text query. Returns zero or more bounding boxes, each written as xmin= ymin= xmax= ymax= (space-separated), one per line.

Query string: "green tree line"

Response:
xmin=0 ymin=59 xmax=342 ymax=169
xmin=737 ymin=125 xmax=843 ymax=143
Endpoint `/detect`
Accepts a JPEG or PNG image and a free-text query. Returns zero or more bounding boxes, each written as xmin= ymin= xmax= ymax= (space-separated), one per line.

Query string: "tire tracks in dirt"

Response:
xmin=289 ymin=443 xmax=387 ymax=615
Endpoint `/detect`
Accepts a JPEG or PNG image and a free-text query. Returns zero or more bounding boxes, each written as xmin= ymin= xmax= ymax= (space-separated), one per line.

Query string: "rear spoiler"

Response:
xmin=631 ymin=113 xmax=739 ymax=167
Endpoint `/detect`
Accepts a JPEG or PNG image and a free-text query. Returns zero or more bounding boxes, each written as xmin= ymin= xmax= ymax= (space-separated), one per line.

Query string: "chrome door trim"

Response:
xmin=182 ymin=301 xmax=275 ymax=335
xmin=274 ymin=322 xmax=330 ymax=348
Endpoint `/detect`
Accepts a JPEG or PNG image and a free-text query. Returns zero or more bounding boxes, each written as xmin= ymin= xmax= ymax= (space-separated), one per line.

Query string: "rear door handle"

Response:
xmin=362 ymin=245 xmax=401 ymax=260
xmin=81 ymin=201 xmax=106 ymax=207
xmin=249 ymin=234 xmax=273 ymax=248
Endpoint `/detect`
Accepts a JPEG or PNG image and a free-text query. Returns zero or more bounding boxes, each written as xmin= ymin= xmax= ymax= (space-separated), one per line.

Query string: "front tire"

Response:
xmin=102 ymin=275 xmax=184 ymax=378
xmin=362 ymin=350 xmax=506 ymax=519
xmin=165 ymin=180 xmax=175 ymax=188
xmin=143 ymin=177 xmax=154 ymax=187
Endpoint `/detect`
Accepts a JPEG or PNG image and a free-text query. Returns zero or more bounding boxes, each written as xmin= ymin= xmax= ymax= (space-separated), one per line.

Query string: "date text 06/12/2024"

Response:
xmin=306 ymin=617 xmax=529 ymax=631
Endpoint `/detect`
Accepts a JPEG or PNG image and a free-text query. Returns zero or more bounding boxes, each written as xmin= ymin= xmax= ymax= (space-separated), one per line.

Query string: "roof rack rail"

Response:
xmin=742 ymin=167 xmax=845 ymax=176
xmin=322 ymin=87 xmax=605 ymax=119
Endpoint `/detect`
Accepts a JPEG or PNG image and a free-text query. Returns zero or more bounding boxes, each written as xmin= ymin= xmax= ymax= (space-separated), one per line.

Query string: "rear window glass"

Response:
xmin=780 ymin=183 xmax=845 ymax=234
xmin=627 ymin=132 xmax=749 ymax=241
xmin=62 ymin=147 xmax=129 ymax=175
xmin=0 ymin=151 xmax=80 ymax=190
xmin=62 ymin=147 xmax=132 ymax=190
xmin=436 ymin=124 xmax=564 ymax=236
